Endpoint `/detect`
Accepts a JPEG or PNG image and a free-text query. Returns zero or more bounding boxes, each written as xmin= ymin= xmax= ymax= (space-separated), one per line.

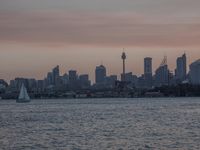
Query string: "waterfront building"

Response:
xmin=27 ymin=79 xmax=37 ymax=90
xmin=123 ymin=72 xmax=133 ymax=83
xmin=105 ymin=75 xmax=117 ymax=88
xmin=61 ymin=73 xmax=69 ymax=85
xmin=154 ymin=65 xmax=169 ymax=87
xmin=52 ymin=65 xmax=60 ymax=85
xmin=37 ymin=80 xmax=45 ymax=92
xmin=175 ymin=53 xmax=187 ymax=82
xmin=154 ymin=57 xmax=169 ymax=87
xmin=144 ymin=57 xmax=153 ymax=88
xmin=189 ymin=59 xmax=200 ymax=84
xmin=137 ymin=75 xmax=145 ymax=88
xmin=47 ymin=72 xmax=53 ymax=86
xmin=69 ymin=70 xmax=78 ymax=82
xmin=68 ymin=70 xmax=79 ymax=89
xmin=0 ymin=79 xmax=8 ymax=88
xmin=95 ymin=65 xmax=106 ymax=84
xmin=79 ymin=74 xmax=91 ymax=88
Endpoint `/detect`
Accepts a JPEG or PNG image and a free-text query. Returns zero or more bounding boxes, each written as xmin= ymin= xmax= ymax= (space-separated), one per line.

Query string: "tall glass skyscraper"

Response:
xmin=175 ymin=53 xmax=187 ymax=82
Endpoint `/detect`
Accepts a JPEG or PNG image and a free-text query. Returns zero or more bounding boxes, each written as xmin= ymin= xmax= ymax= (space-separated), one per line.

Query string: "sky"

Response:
xmin=0 ymin=0 xmax=200 ymax=82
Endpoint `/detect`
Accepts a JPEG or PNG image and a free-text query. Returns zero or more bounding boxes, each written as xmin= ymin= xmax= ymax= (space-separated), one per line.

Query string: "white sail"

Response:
xmin=18 ymin=84 xmax=30 ymax=102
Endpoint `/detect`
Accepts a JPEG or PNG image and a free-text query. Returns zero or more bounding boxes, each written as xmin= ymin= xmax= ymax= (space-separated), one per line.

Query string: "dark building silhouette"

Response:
xmin=189 ymin=59 xmax=200 ymax=84
xmin=69 ymin=70 xmax=77 ymax=82
xmin=3 ymin=52 xmax=200 ymax=99
xmin=95 ymin=65 xmax=106 ymax=84
xmin=121 ymin=52 xmax=126 ymax=81
xmin=175 ymin=53 xmax=187 ymax=82
xmin=37 ymin=80 xmax=45 ymax=91
xmin=61 ymin=73 xmax=69 ymax=85
xmin=154 ymin=56 xmax=169 ymax=87
xmin=47 ymin=72 xmax=53 ymax=86
xmin=79 ymin=74 xmax=91 ymax=89
xmin=144 ymin=57 xmax=153 ymax=88
xmin=52 ymin=65 xmax=60 ymax=85
xmin=68 ymin=70 xmax=79 ymax=89
xmin=105 ymin=75 xmax=117 ymax=88
xmin=0 ymin=79 xmax=8 ymax=88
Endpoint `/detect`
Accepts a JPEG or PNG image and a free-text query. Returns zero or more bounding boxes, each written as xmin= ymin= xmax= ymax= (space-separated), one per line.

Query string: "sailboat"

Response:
xmin=16 ymin=83 xmax=31 ymax=103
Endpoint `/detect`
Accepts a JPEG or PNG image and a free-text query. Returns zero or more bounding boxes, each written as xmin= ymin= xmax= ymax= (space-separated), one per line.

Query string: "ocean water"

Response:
xmin=0 ymin=98 xmax=200 ymax=150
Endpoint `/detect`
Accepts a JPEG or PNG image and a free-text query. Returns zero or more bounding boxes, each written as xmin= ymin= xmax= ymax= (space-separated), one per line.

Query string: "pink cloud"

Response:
xmin=0 ymin=11 xmax=200 ymax=48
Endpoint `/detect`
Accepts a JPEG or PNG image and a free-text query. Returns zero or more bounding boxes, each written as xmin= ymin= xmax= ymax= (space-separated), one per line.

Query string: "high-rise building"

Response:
xmin=52 ymin=65 xmax=60 ymax=85
xmin=61 ymin=73 xmax=69 ymax=85
xmin=47 ymin=72 xmax=53 ymax=86
xmin=68 ymin=70 xmax=80 ymax=89
xmin=189 ymin=59 xmax=200 ymax=85
xmin=37 ymin=80 xmax=45 ymax=91
xmin=95 ymin=65 xmax=106 ymax=84
xmin=144 ymin=57 xmax=153 ymax=87
xmin=79 ymin=74 xmax=91 ymax=88
xmin=175 ymin=53 xmax=187 ymax=82
xmin=28 ymin=79 xmax=37 ymax=90
xmin=144 ymin=57 xmax=152 ymax=75
xmin=154 ymin=57 xmax=169 ymax=87
xmin=69 ymin=70 xmax=78 ymax=82
xmin=154 ymin=65 xmax=169 ymax=87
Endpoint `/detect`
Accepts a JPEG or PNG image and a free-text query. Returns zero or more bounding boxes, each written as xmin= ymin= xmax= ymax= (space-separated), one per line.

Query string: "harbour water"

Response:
xmin=0 ymin=98 xmax=200 ymax=150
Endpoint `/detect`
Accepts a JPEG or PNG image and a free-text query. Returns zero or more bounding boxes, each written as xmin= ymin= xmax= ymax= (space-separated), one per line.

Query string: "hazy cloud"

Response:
xmin=0 ymin=11 xmax=200 ymax=47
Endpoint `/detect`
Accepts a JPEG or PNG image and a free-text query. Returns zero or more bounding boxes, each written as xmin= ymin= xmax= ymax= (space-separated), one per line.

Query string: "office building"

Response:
xmin=52 ymin=65 xmax=60 ymax=85
xmin=144 ymin=57 xmax=153 ymax=87
xmin=189 ymin=59 xmax=200 ymax=84
xmin=79 ymin=74 xmax=91 ymax=88
xmin=154 ymin=57 xmax=169 ymax=87
xmin=175 ymin=53 xmax=187 ymax=82
xmin=95 ymin=65 xmax=106 ymax=84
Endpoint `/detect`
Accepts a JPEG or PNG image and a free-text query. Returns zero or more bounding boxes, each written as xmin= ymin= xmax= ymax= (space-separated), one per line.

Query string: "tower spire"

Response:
xmin=121 ymin=50 xmax=126 ymax=81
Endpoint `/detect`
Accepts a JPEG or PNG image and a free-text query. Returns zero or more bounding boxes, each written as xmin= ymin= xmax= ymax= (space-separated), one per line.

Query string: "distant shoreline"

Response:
xmin=1 ymin=96 xmax=200 ymax=101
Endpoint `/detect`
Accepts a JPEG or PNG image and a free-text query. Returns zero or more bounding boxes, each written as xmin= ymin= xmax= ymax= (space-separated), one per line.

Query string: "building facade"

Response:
xmin=144 ymin=57 xmax=153 ymax=87
xmin=189 ymin=59 xmax=200 ymax=84
xmin=175 ymin=53 xmax=187 ymax=82
xmin=95 ymin=65 xmax=106 ymax=84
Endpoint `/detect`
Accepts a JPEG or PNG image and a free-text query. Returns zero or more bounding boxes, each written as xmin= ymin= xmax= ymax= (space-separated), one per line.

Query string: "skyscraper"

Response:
xmin=95 ymin=65 xmax=106 ymax=84
xmin=52 ymin=65 xmax=60 ymax=85
xmin=69 ymin=70 xmax=77 ymax=82
xmin=189 ymin=59 xmax=200 ymax=85
xmin=175 ymin=53 xmax=187 ymax=82
xmin=68 ymin=70 xmax=79 ymax=89
xmin=144 ymin=57 xmax=153 ymax=87
xmin=47 ymin=72 xmax=53 ymax=86
xmin=155 ymin=65 xmax=169 ymax=87
xmin=154 ymin=56 xmax=169 ymax=87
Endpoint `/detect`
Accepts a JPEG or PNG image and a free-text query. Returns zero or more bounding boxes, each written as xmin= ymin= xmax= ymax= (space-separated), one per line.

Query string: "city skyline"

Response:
xmin=1 ymin=1 xmax=200 ymax=149
xmin=0 ymin=52 xmax=198 ymax=83
xmin=1 ymin=0 xmax=200 ymax=82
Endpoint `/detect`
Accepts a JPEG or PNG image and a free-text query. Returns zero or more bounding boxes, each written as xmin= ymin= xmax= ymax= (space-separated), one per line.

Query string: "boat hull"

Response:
xmin=16 ymin=99 xmax=31 ymax=103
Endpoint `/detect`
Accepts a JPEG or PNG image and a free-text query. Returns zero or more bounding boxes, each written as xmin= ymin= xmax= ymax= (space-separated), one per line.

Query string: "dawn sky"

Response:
xmin=0 ymin=0 xmax=200 ymax=82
